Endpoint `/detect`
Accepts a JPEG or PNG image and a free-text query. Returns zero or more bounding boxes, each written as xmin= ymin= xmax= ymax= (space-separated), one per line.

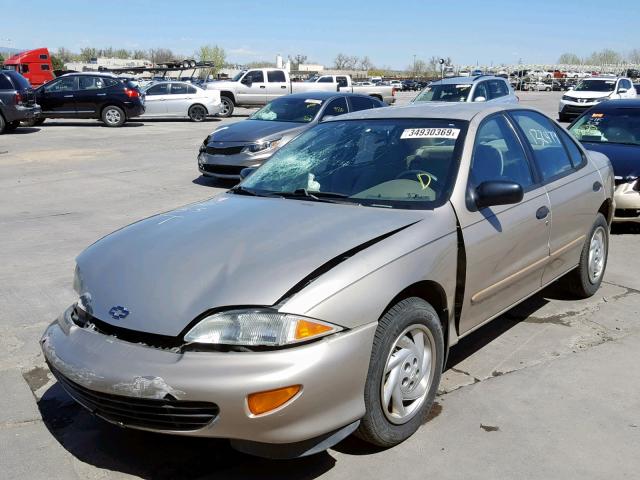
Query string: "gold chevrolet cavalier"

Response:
xmin=41 ymin=102 xmax=614 ymax=458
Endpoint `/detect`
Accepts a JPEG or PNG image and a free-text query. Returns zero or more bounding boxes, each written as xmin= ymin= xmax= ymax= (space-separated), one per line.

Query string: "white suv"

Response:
xmin=412 ymin=76 xmax=518 ymax=105
xmin=559 ymin=77 xmax=637 ymax=122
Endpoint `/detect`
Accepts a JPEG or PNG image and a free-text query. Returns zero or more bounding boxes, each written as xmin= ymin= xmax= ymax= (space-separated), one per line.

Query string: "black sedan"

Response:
xmin=568 ymin=99 xmax=640 ymax=223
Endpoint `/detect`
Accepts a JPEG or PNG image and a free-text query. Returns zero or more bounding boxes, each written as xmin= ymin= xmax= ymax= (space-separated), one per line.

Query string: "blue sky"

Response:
xmin=1 ymin=0 xmax=638 ymax=68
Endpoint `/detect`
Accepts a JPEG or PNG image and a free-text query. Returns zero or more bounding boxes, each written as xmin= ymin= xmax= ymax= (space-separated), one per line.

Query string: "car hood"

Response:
xmin=75 ymin=194 xmax=425 ymax=336
xmin=566 ymin=91 xmax=613 ymax=99
xmin=583 ymin=142 xmax=640 ymax=178
xmin=209 ymin=120 xmax=308 ymax=143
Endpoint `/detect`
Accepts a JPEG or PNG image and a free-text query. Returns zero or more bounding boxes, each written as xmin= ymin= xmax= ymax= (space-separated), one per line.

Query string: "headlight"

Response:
xmin=562 ymin=95 xmax=575 ymax=101
xmin=183 ymin=309 xmax=342 ymax=347
xmin=594 ymin=96 xmax=610 ymax=102
xmin=200 ymin=134 xmax=212 ymax=152
xmin=245 ymin=138 xmax=281 ymax=154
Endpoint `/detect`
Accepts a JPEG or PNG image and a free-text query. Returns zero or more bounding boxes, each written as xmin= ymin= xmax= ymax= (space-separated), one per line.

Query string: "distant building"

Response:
xmin=298 ymin=64 xmax=324 ymax=72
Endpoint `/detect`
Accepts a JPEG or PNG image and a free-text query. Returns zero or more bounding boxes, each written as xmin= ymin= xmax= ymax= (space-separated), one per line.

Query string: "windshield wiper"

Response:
xmin=229 ymin=185 xmax=260 ymax=196
xmin=275 ymin=189 xmax=357 ymax=204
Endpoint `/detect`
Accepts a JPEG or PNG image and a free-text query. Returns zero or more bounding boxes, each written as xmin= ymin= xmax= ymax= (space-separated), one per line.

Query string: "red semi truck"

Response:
xmin=2 ymin=48 xmax=55 ymax=87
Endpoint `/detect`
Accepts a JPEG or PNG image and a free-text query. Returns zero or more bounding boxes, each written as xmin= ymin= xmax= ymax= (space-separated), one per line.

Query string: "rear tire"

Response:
xmin=356 ymin=297 xmax=443 ymax=447
xmin=188 ymin=104 xmax=207 ymax=122
xmin=561 ymin=213 xmax=609 ymax=298
xmin=101 ymin=105 xmax=125 ymax=127
xmin=218 ymin=96 xmax=234 ymax=118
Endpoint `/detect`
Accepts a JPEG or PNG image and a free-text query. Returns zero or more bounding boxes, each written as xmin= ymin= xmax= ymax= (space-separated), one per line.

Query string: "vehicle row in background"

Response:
xmin=204 ymin=68 xmax=395 ymax=117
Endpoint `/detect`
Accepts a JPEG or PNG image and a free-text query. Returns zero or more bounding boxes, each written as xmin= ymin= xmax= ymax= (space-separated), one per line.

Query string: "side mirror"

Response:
xmin=241 ymin=76 xmax=252 ymax=86
xmin=240 ymin=167 xmax=257 ymax=179
xmin=474 ymin=96 xmax=487 ymax=102
xmin=475 ymin=181 xmax=523 ymax=209
xmin=618 ymin=88 xmax=628 ymax=94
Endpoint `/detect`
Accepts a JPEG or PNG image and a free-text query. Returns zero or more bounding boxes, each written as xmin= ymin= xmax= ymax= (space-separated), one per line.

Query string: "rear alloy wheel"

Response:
xmin=561 ymin=213 xmax=609 ymax=298
xmin=218 ymin=96 xmax=234 ymax=118
xmin=101 ymin=105 xmax=125 ymax=127
xmin=188 ymin=104 xmax=207 ymax=122
xmin=357 ymin=297 xmax=443 ymax=447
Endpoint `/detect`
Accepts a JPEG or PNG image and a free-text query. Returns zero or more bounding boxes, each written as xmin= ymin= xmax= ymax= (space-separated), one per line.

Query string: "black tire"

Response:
xmin=0 ymin=114 xmax=5 ymax=134
xmin=5 ymin=120 xmax=19 ymax=131
xmin=101 ymin=105 xmax=126 ymax=127
xmin=558 ymin=113 xmax=571 ymax=123
xmin=22 ymin=117 xmax=45 ymax=127
xmin=218 ymin=96 xmax=234 ymax=118
xmin=188 ymin=104 xmax=207 ymax=122
xmin=561 ymin=213 xmax=609 ymax=298
xmin=356 ymin=297 xmax=444 ymax=447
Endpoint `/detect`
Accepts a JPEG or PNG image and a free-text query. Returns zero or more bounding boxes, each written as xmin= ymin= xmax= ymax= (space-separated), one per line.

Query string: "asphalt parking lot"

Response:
xmin=1 ymin=91 xmax=639 ymax=479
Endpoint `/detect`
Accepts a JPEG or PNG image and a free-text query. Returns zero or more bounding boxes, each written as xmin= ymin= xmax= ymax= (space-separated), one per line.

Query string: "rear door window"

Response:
xmin=487 ymin=80 xmax=509 ymax=99
xmin=170 ymin=83 xmax=189 ymax=94
xmin=510 ymin=111 xmax=574 ymax=181
xmin=267 ymin=70 xmax=286 ymax=83
xmin=78 ymin=76 xmax=106 ymax=90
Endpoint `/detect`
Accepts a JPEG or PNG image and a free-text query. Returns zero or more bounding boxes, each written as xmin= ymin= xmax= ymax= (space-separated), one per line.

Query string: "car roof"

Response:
xmin=325 ymin=102 xmax=533 ymax=122
xmin=429 ymin=75 xmax=505 ymax=85
xmin=583 ymin=76 xmax=626 ymax=81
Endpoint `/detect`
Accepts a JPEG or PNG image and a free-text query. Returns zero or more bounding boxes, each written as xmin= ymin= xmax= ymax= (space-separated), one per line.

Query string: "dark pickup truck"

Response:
xmin=0 ymin=69 xmax=41 ymax=134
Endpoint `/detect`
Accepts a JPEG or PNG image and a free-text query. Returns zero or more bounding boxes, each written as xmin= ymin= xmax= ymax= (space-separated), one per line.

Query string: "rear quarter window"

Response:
xmin=5 ymin=71 xmax=31 ymax=90
xmin=0 ymin=73 xmax=14 ymax=90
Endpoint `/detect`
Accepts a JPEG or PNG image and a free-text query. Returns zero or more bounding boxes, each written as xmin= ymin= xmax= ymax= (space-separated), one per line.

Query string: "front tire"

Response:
xmin=101 ymin=105 xmax=125 ymax=127
xmin=188 ymin=104 xmax=207 ymax=122
xmin=559 ymin=113 xmax=571 ymax=122
xmin=562 ymin=213 xmax=609 ymax=298
xmin=217 ymin=96 xmax=234 ymax=118
xmin=357 ymin=297 xmax=444 ymax=447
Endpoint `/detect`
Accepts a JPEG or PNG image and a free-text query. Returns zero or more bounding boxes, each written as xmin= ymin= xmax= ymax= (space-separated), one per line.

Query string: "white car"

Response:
xmin=141 ymin=81 xmax=222 ymax=121
xmin=389 ymin=80 xmax=403 ymax=90
xmin=558 ymin=77 xmax=637 ymax=122
xmin=529 ymin=70 xmax=552 ymax=79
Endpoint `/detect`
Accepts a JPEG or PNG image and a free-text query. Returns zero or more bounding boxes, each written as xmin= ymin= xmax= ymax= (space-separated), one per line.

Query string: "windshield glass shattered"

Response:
xmin=240 ymin=119 xmax=467 ymax=209
xmin=250 ymin=97 xmax=323 ymax=123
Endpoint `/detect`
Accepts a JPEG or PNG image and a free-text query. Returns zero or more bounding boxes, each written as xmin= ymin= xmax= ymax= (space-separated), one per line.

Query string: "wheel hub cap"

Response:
xmin=380 ymin=324 xmax=436 ymax=424
xmin=588 ymin=226 xmax=606 ymax=283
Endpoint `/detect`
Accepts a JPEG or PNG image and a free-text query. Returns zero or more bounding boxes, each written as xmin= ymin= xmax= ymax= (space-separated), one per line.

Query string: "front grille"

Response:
xmin=205 ymin=145 xmax=244 ymax=155
xmin=50 ymin=364 xmax=219 ymax=432
xmin=200 ymin=164 xmax=244 ymax=176
xmin=615 ymin=209 xmax=640 ymax=218
xmin=562 ymin=104 xmax=590 ymax=115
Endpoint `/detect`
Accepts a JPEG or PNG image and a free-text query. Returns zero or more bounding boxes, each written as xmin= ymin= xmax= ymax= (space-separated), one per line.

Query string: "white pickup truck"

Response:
xmin=205 ymin=68 xmax=396 ymax=117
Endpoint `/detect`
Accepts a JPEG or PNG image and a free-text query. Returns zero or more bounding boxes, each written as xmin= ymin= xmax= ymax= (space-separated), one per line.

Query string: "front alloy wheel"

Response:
xmin=357 ymin=297 xmax=443 ymax=447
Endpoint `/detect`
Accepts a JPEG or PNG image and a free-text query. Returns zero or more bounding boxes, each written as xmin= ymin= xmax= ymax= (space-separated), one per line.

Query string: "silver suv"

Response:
xmin=413 ymin=75 xmax=518 ymax=105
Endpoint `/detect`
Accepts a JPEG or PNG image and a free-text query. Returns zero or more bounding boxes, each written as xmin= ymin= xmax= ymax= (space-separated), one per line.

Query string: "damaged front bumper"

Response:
xmin=41 ymin=307 xmax=376 ymax=455
xmin=613 ymin=180 xmax=640 ymax=223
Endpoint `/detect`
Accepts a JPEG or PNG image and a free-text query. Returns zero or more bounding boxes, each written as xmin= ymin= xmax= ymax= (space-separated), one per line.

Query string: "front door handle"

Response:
xmin=281 ymin=86 xmax=287 ymax=89
xmin=63 ymin=95 xmax=74 ymax=98
xmin=536 ymin=206 xmax=550 ymax=220
xmin=259 ymin=85 xmax=266 ymax=89
xmin=593 ymin=181 xmax=603 ymax=192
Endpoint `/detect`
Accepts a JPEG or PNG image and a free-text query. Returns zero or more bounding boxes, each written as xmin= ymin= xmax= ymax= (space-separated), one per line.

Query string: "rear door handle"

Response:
xmin=259 ymin=85 xmax=266 ymax=89
xmin=96 ymin=93 xmax=106 ymax=96
xmin=536 ymin=206 xmax=550 ymax=220
xmin=63 ymin=95 xmax=74 ymax=98
xmin=593 ymin=181 xmax=602 ymax=191
xmin=280 ymin=86 xmax=287 ymax=89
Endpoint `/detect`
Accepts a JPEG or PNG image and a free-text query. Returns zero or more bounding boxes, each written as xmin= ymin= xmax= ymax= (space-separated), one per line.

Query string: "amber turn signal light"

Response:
xmin=294 ymin=319 xmax=332 ymax=340
xmin=247 ymin=385 xmax=301 ymax=415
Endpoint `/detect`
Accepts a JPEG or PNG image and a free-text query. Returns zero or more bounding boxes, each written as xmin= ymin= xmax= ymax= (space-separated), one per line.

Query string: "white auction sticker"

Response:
xmin=401 ymin=128 xmax=460 ymax=139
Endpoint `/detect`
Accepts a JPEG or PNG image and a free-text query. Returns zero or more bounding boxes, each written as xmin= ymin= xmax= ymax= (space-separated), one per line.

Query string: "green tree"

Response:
xmin=149 ymin=48 xmax=174 ymax=65
xmin=558 ymin=53 xmax=581 ymax=65
xmin=0 ymin=52 xmax=4 ymax=65
xmin=627 ymin=48 xmax=640 ymax=64
xmin=195 ymin=44 xmax=226 ymax=79
xmin=56 ymin=47 xmax=73 ymax=62
xmin=114 ymin=49 xmax=130 ymax=59
xmin=50 ymin=55 xmax=65 ymax=71
xmin=132 ymin=49 xmax=148 ymax=60
xmin=79 ymin=47 xmax=97 ymax=62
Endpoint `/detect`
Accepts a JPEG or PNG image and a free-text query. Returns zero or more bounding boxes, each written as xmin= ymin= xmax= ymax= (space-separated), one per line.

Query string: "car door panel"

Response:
xmin=164 ymin=83 xmax=191 ymax=117
xmin=456 ymin=114 xmax=551 ymax=334
xmin=143 ymin=83 xmax=169 ymax=116
xmin=237 ymin=70 xmax=267 ymax=104
xmin=75 ymin=75 xmax=106 ymax=117
xmin=39 ymin=76 xmax=77 ymax=115
xmin=266 ymin=70 xmax=288 ymax=101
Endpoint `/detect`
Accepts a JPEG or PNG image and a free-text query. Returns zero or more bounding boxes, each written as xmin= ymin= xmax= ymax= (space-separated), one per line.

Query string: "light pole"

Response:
xmin=413 ymin=54 xmax=416 ymax=77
